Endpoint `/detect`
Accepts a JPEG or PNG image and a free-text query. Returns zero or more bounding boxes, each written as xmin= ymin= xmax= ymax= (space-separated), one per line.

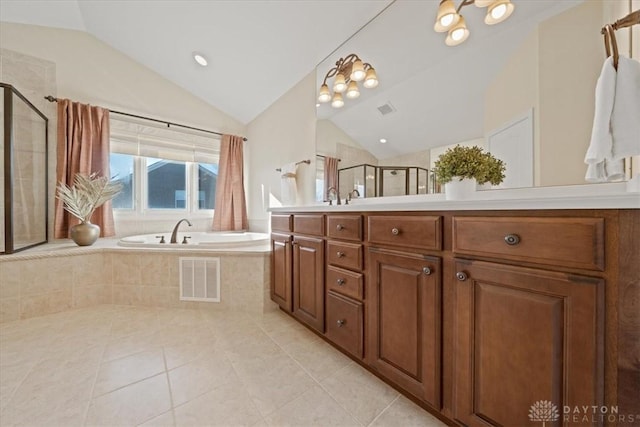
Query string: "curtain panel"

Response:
xmin=324 ymin=156 xmax=339 ymax=200
xmin=212 ymin=134 xmax=248 ymax=231
xmin=54 ymin=99 xmax=115 ymax=238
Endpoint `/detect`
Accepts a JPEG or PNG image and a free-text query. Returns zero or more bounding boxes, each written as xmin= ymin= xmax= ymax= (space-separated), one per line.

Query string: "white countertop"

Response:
xmin=269 ymin=183 xmax=640 ymax=212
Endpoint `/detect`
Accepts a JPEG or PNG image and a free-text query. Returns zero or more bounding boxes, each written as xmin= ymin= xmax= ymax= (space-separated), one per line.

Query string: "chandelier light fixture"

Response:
xmin=434 ymin=0 xmax=515 ymax=46
xmin=318 ymin=53 xmax=378 ymax=108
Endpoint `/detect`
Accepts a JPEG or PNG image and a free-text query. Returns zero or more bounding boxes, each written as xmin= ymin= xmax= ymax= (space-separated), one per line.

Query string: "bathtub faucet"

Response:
xmin=170 ymin=219 xmax=192 ymax=243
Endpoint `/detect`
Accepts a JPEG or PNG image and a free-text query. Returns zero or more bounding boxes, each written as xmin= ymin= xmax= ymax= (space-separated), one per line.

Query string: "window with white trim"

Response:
xmin=109 ymin=119 xmax=220 ymax=217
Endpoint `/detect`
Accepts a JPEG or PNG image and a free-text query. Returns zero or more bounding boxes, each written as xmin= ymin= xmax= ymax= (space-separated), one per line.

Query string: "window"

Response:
xmin=109 ymin=119 xmax=220 ymax=216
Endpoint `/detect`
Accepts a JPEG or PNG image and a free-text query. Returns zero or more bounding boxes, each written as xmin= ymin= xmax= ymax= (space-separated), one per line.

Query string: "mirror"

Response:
xmin=315 ymin=0 xmax=635 ymax=199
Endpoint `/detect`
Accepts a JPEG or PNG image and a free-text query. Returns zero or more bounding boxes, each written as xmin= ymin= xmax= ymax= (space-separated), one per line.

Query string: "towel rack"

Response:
xmin=601 ymin=9 xmax=640 ymax=70
xmin=275 ymin=159 xmax=310 ymax=172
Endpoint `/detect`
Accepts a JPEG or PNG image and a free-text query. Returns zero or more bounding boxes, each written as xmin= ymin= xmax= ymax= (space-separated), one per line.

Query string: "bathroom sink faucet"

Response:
xmin=327 ymin=186 xmax=341 ymax=205
xmin=170 ymin=218 xmax=192 ymax=243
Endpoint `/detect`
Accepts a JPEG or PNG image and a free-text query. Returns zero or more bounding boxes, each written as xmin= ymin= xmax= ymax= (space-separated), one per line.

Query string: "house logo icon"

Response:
xmin=529 ymin=400 xmax=560 ymax=426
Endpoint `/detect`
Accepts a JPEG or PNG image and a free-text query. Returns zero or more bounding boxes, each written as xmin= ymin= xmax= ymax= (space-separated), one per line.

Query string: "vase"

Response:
xmin=444 ymin=177 xmax=477 ymax=200
xmin=70 ymin=221 xmax=100 ymax=246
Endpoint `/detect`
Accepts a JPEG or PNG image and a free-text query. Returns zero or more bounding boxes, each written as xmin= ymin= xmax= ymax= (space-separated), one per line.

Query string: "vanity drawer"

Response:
xmin=452 ymin=216 xmax=605 ymax=271
xmin=326 ymin=215 xmax=363 ymax=242
xmin=271 ymin=214 xmax=292 ymax=232
xmin=327 ymin=240 xmax=363 ymax=271
xmin=293 ymin=214 xmax=324 ymax=236
xmin=327 ymin=266 xmax=364 ymax=300
xmin=326 ymin=291 xmax=363 ymax=359
xmin=368 ymin=215 xmax=442 ymax=251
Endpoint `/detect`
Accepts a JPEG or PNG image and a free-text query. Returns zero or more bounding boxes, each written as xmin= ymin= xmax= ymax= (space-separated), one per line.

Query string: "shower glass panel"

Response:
xmin=1 ymin=83 xmax=48 ymax=254
xmin=338 ymin=164 xmax=430 ymax=198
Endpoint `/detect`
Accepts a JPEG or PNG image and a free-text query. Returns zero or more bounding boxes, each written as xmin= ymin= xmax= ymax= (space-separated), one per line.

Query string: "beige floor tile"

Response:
xmin=321 ymin=362 xmax=399 ymax=426
xmin=285 ymin=337 xmax=352 ymax=382
xmin=370 ymin=395 xmax=447 ymax=426
xmin=173 ymin=380 xmax=263 ymax=426
xmin=264 ymin=385 xmax=361 ymax=426
xmin=103 ymin=330 xmax=166 ymax=362
xmin=86 ymin=373 xmax=172 ymax=426
xmin=138 ymin=409 xmax=176 ymax=426
xmin=93 ymin=349 xmax=165 ymax=397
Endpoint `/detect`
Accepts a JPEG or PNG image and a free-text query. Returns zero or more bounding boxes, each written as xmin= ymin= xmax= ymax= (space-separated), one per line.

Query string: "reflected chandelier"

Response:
xmin=434 ymin=0 xmax=515 ymax=46
xmin=317 ymin=53 xmax=378 ymax=108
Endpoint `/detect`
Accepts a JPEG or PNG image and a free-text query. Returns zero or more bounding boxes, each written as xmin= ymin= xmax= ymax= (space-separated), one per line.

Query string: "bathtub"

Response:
xmin=118 ymin=231 xmax=270 ymax=248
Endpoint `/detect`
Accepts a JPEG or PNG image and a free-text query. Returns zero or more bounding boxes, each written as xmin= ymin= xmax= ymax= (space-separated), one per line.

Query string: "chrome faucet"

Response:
xmin=327 ymin=186 xmax=341 ymax=205
xmin=170 ymin=218 xmax=192 ymax=243
xmin=346 ymin=189 xmax=360 ymax=204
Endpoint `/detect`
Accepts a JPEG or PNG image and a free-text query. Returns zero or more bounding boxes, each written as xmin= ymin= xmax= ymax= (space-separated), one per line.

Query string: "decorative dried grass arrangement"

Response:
xmin=56 ymin=173 xmax=122 ymax=222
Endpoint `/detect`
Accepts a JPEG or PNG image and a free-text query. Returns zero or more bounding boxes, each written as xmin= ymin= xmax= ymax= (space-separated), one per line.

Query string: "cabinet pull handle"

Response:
xmin=391 ymin=227 xmax=400 ymax=235
xmin=336 ymin=251 xmax=345 ymax=258
xmin=456 ymin=271 xmax=468 ymax=281
xmin=423 ymin=267 xmax=432 ymax=275
xmin=504 ymin=234 xmax=520 ymax=245
xmin=336 ymin=278 xmax=345 ymax=286
xmin=336 ymin=224 xmax=344 ymax=231
xmin=337 ymin=319 xmax=346 ymax=327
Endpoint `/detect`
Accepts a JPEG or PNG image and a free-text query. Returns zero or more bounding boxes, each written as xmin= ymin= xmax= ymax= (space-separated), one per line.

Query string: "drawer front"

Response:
xmin=326 ymin=291 xmax=363 ymax=359
xmin=368 ymin=215 xmax=442 ymax=251
xmin=326 ymin=215 xmax=363 ymax=242
xmin=327 ymin=240 xmax=363 ymax=271
xmin=327 ymin=266 xmax=364 ymax=300
xmin=271 ymin=214 xmax=292 ymax=232
xmin=293 ymin=214 xmax=324 ymax=236
xmin=452 ymin=216 xmax=605 ymax=271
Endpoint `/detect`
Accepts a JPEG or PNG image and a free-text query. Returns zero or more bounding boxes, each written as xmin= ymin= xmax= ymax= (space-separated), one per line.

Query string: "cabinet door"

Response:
xmin=452 ymin=259 xmax=603 ymax=427
xmin=367 ymin=248 xmax=441 ymax=407
xmin=270 ymin=233 xmax=292 ymax=312
xmin=293 ymin=235 xmax=324 ymax=332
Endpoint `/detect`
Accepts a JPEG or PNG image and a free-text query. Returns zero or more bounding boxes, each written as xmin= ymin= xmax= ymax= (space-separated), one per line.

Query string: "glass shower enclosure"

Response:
xmin=338 ymin=164 xmax=430 ymax=198
xmin=1 ymin=83 xmax=49 ymax=254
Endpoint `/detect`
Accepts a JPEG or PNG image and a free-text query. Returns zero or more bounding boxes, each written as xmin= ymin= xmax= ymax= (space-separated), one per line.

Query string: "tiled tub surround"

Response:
xmin=0 ymin=241 xmax=274 ymax=323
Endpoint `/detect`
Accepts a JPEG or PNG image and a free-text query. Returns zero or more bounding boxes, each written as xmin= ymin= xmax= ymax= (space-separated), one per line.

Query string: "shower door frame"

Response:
xmin=1 ymin=83 xmax=49 ymax=254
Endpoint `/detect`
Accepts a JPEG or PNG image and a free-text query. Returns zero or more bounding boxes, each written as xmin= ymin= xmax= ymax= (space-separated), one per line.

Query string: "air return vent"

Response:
xmin=179 ymin=257 xmax=220 ymax=302
xmin=377 ymin=101 xmax=397 ymax=116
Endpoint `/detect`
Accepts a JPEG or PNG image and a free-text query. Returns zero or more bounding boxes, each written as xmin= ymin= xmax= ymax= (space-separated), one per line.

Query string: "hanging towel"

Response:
xmin=280 ymin=162 xmax=298 ymax=205
xmin=585 ymin=56 xmax=640 ymax=182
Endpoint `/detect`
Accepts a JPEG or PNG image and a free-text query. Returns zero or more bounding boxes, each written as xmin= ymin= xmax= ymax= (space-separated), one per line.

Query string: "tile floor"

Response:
xmin=0 ymin=305 xmax=447 ymax=427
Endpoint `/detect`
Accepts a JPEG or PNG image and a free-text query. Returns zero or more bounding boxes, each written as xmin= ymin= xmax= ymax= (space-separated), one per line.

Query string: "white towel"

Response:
xmin=280 ymin=163 xmax=298 ymax=205
xmin=585 ymin=56 xmax=640 ymax=182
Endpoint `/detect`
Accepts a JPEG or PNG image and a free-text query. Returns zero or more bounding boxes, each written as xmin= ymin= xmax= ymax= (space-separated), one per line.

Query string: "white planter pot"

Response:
xmin=445 ymin=177 xmax=477 ymax=200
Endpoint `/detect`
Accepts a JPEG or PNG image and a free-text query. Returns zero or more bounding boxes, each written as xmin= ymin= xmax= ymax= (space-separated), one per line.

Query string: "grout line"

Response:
xmin=160 ymin=345 xmax=178 ymax=427
xmin=367 ymin=394 xmax=400 ymax=427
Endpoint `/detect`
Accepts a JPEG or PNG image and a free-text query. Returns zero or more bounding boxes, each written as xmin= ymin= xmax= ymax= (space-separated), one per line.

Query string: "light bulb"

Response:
xmin=434 ymin=0 xmax=460 ymax=32
xmin=485 ymin=0 xmax=514 ymax=25
xmin=193 ymin=53 xmax=208 ymax=66
xmin=491 ymin=3 xmax=506 ymax=19
xmin=331 ymin=93 xmax=344 ymax=108
xmin=350 ymin=59 xmax=366 ymax=82
xmin=379 ymin=138 xmax=387 ymax=144
xmin=440 ymin=13 xmax=454 ymax=27
xmin=363 ymin=68 xmax=378 ymax=89
xmin=317 ymin=84 xmax=331 ymax=103
xmin=346 ymin=81 xmax=360 ymax=99
xmin=333 ymin=73 xmax=347 ymax=93
xmin=445 ymin=15 xmax=469 ymax=46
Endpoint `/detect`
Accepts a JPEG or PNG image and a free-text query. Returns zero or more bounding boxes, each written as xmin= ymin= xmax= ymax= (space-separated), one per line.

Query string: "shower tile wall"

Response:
xmin=0 ymin=48 xmax=57 ymax=242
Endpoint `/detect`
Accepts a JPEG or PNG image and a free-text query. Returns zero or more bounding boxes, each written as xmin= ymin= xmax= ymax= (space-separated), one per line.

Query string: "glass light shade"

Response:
xmin=363 ymin=68 xmax=379 ymax=89
xmin=474 ymin=0 xmax=494 ymax=7
xmin=331 ymin=93 xmax=344 ymax=108
xmin=434 ymin=0 xmax=460 ymax=32
xmin=346 ymin=81 xmax=360 ymax=99
xmin=445 ymin=16 xmax=469 ymax=46
xmin=317 ymin=84 xmax=331 ymax=103
xmin=350 ymin=59 xmax=366 ymax=82
xmin=333 ymin=73 xmax=347 ymax=93
xmin=485 ymin=0 xmax=514 ymax=25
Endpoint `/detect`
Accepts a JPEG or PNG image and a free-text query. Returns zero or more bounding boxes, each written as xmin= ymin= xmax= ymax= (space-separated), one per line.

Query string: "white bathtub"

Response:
xmin=118 ymin=231 xmax=270 ymax=248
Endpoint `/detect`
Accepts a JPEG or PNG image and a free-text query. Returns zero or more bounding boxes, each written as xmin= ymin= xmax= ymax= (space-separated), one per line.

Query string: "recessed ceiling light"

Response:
xmin=316 ymin=103 xmax=320 ymax=107
xmin=193 ymin=52 xmax=208 ymax=67
xmin=379 ymin=138 xmax=387 ymax=144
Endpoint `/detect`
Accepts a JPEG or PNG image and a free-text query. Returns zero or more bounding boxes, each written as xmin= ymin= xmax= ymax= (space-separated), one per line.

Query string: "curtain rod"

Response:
xmin=44 ymin=95 xmax=247 ymax=142
xmin=275 ymin=159 xmax=310 ymax=172
xmin=316 ymin=154 xmax=341 ymax=161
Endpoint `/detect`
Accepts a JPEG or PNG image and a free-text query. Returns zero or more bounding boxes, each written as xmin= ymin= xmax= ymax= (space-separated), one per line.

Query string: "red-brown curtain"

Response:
xmin=54 ymin=99 xmax=115 ymax=238
xmin=212 ymin=134 xmax=248 ymax=231
xmin=324 ymin=156 xmax=339 ymax=200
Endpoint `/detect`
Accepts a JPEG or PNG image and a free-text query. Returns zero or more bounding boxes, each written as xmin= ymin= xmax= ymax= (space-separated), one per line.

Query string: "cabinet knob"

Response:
xmin=456 ymin=271 xmax=468 ymax=281
xmin=391 ymin=227 xmax=400 ymax=235
xmin=504 ymin=234 xmax=520 ymax=245
xmin=423 ymin=267 xmax=432 ymax=275
xmin=337 ymin=319 xmax=346 ymax=327
xmin=336 ymin=278 xmax=345 ymax=286
xmin=336 ymin=224 xmax=344 ymax=231
xmin=336 ymin=251 xmax=345 ymax=258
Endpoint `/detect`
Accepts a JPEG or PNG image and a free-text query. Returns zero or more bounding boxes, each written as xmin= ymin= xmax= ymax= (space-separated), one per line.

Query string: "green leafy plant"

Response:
xmin=432 ymin=145 xmax=506 ymax=185
xmin=56 ymin=173 xmax=122 ymax=222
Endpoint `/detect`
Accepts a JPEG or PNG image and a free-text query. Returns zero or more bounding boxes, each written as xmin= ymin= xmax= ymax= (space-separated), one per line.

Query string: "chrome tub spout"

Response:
xmin=170 ymin=218 xmax=192 ymax=243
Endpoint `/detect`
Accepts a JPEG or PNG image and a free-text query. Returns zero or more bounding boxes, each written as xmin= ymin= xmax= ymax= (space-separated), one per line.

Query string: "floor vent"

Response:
xmin=179 ymin=257 xmax=220 ymax=302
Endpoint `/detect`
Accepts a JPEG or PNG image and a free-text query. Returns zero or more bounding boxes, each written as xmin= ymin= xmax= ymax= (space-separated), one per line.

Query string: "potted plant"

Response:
xmin=56 ymin=172 xmax=122 ymax=246
xmin=432 ymin=145 xmax=505 ymax=200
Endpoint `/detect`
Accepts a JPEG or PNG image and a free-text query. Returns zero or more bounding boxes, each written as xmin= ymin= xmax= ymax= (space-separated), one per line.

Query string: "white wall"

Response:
xmin=246 ymin=71 xmax=317 ymax=232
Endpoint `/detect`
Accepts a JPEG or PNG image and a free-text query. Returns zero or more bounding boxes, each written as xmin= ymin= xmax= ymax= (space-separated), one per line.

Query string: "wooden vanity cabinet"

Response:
xmin=270 ymin=232 xmax=292 ymax=312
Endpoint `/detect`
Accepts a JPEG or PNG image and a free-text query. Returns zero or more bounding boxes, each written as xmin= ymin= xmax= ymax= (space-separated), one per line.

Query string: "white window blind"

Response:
xmin=110 ymin=118 xmax=220 ymax=164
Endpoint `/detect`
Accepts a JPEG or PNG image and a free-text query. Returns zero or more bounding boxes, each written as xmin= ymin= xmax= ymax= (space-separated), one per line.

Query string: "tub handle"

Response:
xmin=182 ymin=236 xmax=191 ymax=244
xmin=156 ymin=236 xmax=166 ymax=244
